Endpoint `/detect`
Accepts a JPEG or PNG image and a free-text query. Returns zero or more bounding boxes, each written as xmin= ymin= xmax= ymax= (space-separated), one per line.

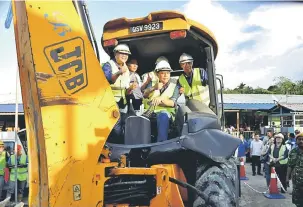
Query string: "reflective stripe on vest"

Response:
xmin=178 ymin=68 xmax=210 ymax=105
xmin=10 ymin=154 xmax=27 ymax=181
xmin=143 ymin=81 xmax=176 ymax=115
xmin=0 ymin=152 xmax=6 ymax=176
xmin=270 ymin=145 xmax=288 ymax=165
xmin=108 ymin=60 xmax=130 ymax=104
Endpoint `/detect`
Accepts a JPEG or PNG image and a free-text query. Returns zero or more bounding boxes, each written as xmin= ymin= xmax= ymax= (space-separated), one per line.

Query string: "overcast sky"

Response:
xmin=0 ymin=0 xmax=302 ymax=103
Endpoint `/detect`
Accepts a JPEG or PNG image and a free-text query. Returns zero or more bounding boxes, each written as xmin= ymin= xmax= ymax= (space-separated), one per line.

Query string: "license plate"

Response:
xmin=130 ymin=22 xmax=163 ymax=33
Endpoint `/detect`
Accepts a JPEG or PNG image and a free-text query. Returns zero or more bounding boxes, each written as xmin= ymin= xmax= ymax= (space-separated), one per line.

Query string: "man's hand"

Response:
xmin=131 ymin=82 xmax=138 ymax=90
xmin=179 ymin=87 xmax=185 ymax=94
xmin=154 ymin=82 xmax=163 ymax=90
xmin=151 ymin=97 xmax=163 ymax=106
xmin=120 ymin=64 xmax=128 ymax=74
xmin=146 ymin=74 xmax=152 ymax=84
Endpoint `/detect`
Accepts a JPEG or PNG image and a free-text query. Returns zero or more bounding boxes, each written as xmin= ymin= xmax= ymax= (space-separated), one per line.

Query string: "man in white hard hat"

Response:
xmin=143 ymin=60 xmax=180 ymax=142
xmin=177 ymin=53 xmax=210 ymax=106
xmin=141 ymin=56 xmax=168 ymax=91
xmin=102 ymin=44 xmax=131 ymax=142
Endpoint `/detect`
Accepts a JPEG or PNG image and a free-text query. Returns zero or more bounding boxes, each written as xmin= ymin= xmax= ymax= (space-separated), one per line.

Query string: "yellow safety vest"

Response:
xmin=270 ymin=145 xmax=288 ymax=165
xmin=0 ymin=151 xmax=6 ymax=176
xmin=143 ymin=81 xmax=176 ymax=115
xmin=142 ymin=71 xmax=158 ymax=86
xmin=178 ymin=68 xmax=210 ymax=106
xmin=108 ymin=60 xmax=130 ymax=105
xmin=10 ymin=154 xmax=28 ymax=182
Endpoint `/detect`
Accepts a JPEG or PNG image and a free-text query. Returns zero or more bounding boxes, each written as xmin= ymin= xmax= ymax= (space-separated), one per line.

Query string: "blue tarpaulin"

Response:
xmin=0 ymin=104 xmax=24 ymax=113
xmin=223 ymin=103 xmax=275 ymax=110
xmin=4 ymin=2 xmax=13 ymax=29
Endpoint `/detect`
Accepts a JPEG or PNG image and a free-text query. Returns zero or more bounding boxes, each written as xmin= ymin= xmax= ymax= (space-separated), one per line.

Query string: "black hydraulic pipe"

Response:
xmin=168 ymin=177 xmax=214 ymax=205
xmin=104 ymin=180 xmax=147 ymax=188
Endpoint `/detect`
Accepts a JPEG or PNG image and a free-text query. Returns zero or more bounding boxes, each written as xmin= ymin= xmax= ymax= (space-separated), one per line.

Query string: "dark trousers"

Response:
xmin=251 ymin=155 xmax=261 ymax=174
xmin=7 ymin=180 xmax=26 ymax=197
xmin=273 ymin=164 xmax=287 ymax=192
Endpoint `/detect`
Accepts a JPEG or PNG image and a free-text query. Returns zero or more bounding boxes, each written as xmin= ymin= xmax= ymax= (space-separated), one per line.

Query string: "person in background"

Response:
xmin=261 ymin=137 xmax=274 ymax=187
xmin=0 ymin=141 xmax=9 ymax=200
xmin=268 ymin=133 xmax=289 ymax=193
xmin=263 ymin=130 xmax=273 ymax=146
xmin=295 ymin=129 xmax=300 ymax=137
xmin=287 ymin=132 xmax=303 ymax=206
xmin=236 ymin=134 xmax=249 ymax=164
xmin=141 ymin=56 xmax=168 ymax=91
xmin=250 ymin=133 xmax=263 ymax=176
xmin=126 ymin=58 xmax=143 ymax=110
xmin=286 ymin=133 xmax=297 ymax=151
xmin=6 ymin=145 xmax=28 ymax=202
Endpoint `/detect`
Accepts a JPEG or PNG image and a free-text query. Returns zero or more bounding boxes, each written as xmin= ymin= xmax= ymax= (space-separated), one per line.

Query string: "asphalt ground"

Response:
xmin=239 ymin=162 xmax=295 ymax=207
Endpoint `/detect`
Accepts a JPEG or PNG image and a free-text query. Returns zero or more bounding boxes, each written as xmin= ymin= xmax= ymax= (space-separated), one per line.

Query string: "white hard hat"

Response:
xmin=274 ymin=133 xmax=284 ymax=139
xmin=155 ymin=56 xmax=169 ymax=65
xmin=179 ymin=53 xmax=194 ymax=64
xmin=155 ymin=60 xmax=173 ymax=72
xmin=113 ymin=44 xmax=131 ymax=55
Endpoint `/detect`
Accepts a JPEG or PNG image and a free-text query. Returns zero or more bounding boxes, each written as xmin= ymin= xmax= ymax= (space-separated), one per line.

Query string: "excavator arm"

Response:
xmin=12 ymin=0 xmax=119 ymax=206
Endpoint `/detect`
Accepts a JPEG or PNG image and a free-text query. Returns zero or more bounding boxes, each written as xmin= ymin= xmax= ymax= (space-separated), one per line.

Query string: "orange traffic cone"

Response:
xmin=239 ymin=157 xmax=248 ymax=180
xmin=264 ymin=167 xmax=285 ymax=199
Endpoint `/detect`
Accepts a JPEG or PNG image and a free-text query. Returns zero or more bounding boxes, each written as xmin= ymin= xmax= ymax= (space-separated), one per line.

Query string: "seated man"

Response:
xmin=102 ymin=44 xmax=131 ymax=142
xmin=143 ymin=60 xmax=180 ymax=142
xmin=141 ymin=56 xmax=169 ymax=91
xmin=126 ymin=58 xmax=143 ymax=110
xmin=177 ymin=53 xmax=210 ymax=106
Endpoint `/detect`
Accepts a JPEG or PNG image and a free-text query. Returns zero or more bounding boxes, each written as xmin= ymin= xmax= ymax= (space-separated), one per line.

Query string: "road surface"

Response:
xmin=239 ymin=163 xmax=295 ymax=207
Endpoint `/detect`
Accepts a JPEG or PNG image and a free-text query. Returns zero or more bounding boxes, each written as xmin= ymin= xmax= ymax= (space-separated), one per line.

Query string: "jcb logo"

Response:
xmin=44 ymin=37 xmax=88 ymax=95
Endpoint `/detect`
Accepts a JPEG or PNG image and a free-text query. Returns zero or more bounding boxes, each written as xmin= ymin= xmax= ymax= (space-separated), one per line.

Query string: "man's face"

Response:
xmin=180 ymin=61 xmax=193 ymax=74
xmin=115 ymin=52 xmax=129 ymax=64
xmin=157 ymin=71 xmax=170 ymax=84
xmin=297 ymin=137 xmax=303 ymax=148
xmin=267 ymin=132 xmax=272 ymax=137
xmin=128 ymin=60 xmax=138 ymax=72
xmin=0 ymin=146 xmax=4 ymax=153
xmin=254 ymin=135 xmax=259 ymax=140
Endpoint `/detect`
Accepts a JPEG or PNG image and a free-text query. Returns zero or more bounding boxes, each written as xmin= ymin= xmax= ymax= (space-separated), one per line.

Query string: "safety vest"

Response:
xmin=108 ymin=60 xmax=130 ymax=104
xmin=143 ymin=81 xmax=176 ymax=115
xmin=10 ymin=154 xmax=28 ymax=182
xmin=178 ymin=68 xmax=210 ymax=106
xmin=270 ymin=145 xmax=288 ymax=165
xmin=0 ymin=151 xmax=6 ymax=176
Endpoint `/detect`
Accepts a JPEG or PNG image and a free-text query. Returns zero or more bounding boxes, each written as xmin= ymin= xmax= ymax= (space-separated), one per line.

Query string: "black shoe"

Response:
xmin=253 ymin=173 xmax=256 ymax=176
xmin=258 ymin=173 xmax=263 ymax=176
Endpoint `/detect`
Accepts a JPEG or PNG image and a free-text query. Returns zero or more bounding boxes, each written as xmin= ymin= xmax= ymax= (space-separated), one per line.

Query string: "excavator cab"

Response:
xmin=102 ymin=12 xmax=220 ymax=145
xmin=11 ymin=1 xmax=240 ymax=206
xmin=101 ymin=11 xmax=241 ymax=207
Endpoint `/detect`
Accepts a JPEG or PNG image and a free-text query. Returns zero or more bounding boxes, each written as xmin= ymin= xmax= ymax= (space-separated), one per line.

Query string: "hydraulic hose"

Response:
xmin=169 ymin=177 xmax=214 ymax=206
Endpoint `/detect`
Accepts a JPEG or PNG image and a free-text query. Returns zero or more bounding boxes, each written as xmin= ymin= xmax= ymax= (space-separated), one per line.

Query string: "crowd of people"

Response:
xmin=235 ymin=129 xmax=303 ymax=206
xmin=0 ymin=141 xmax=28 ymax=204
xmin=102 ymin=43 xmax=210 ymax=143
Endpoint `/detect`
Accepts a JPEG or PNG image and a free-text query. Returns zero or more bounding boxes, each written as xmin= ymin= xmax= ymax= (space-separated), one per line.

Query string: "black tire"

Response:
xmin=193 ymin=157 xmax=239 ymax=207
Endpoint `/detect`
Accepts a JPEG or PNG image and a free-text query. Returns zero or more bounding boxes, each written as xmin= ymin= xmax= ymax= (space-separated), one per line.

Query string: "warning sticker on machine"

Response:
xmin=73 ymin=184 xmax=81 ymax=201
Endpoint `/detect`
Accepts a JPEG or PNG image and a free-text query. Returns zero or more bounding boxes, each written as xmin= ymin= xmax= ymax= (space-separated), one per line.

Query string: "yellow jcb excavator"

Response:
xmin=9 ymin=0 xmax=241 ymax=206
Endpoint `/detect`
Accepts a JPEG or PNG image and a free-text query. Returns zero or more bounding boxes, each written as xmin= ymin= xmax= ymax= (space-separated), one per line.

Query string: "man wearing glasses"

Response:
xmin=177 ymin=53 xmax=210 ymax=106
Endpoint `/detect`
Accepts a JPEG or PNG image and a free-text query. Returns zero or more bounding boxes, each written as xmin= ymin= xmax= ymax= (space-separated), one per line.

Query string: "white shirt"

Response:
xmin=250 ymin=140 xmax=263 ymax=156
